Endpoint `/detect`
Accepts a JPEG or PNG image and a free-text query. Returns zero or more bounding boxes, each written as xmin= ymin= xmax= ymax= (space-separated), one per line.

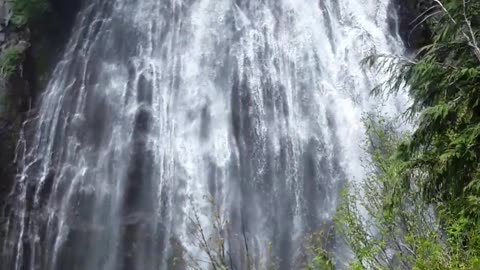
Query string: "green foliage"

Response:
xmin=367 ymin=0 xmax=480 ymax=210
xmin=336 ymin=117 xmax=480 ymax=270
xmin=339 ymin=1 xmax=480 ymax=267
xmin=11 ymin=0 xmax=49 ymax=27
xmin=306 ymin=250 xmax=335 ymax=270
xmin=0 ymin=47 xmax=24 ymax=78
xmin=304 ymin=231 xmax=335 ymax=270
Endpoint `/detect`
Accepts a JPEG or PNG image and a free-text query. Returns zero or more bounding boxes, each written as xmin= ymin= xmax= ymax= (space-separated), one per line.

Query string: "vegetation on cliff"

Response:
xmin=0 ymin=0 xmax=49 ymax=80
xmin=0 ymin=0 xmax=76 ymax=80
xmin=0 ymin=46 xmax=24 ymax=78
xmin=11 ymin=0 xmax=49 ymax=27
xmin=334 ymin=0 xmax=480 ymax=269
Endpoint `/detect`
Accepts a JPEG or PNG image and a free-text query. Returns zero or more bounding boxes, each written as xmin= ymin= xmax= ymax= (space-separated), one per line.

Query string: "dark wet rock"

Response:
xmin=392 ymin=0 xmax=434 ymax=50
xmin=0 ymin=0 xmax=82 ymax=255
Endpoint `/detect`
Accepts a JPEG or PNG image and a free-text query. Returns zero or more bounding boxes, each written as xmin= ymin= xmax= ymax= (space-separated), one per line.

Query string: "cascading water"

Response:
xmin=2 ymin=0 xmax=408 ymax=269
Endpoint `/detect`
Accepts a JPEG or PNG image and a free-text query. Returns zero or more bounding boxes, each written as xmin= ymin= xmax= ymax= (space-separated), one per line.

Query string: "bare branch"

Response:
xmin=462 ymin=0 xmax=480 ymax=62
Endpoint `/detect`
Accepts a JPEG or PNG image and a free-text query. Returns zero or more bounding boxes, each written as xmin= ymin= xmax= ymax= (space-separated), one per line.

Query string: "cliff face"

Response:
xmin=391 ymin=0 xmax=433 ymax=50
xmin=0 ymin=0 xmax=81 ymax=229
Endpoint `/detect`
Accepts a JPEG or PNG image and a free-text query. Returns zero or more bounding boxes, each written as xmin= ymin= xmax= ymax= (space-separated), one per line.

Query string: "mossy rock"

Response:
xmin=0 ymin=41 xmax=29 ymax=79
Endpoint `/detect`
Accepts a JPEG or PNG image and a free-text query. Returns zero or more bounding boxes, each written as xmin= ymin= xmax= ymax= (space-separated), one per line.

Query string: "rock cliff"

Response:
xmin=0 ymin=0 xmax=81 ymax=235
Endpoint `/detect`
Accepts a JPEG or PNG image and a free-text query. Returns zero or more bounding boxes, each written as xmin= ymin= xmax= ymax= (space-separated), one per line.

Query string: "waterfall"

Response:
xmin=2 ymin=0 xmax=407 ymax=269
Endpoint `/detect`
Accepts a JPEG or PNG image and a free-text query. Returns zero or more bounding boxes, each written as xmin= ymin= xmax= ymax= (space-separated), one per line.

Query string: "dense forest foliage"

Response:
xmin=332 ymin=0 xmax=480 ymax=269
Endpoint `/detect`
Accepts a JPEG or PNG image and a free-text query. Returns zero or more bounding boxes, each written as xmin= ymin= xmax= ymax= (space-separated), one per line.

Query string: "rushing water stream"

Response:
xmin=2 ymin=0 xmax=407 ymax=269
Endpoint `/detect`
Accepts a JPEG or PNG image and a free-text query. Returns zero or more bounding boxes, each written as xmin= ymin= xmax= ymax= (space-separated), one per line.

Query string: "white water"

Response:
xmin=3 ymin=0 xmax=407 ymax=269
